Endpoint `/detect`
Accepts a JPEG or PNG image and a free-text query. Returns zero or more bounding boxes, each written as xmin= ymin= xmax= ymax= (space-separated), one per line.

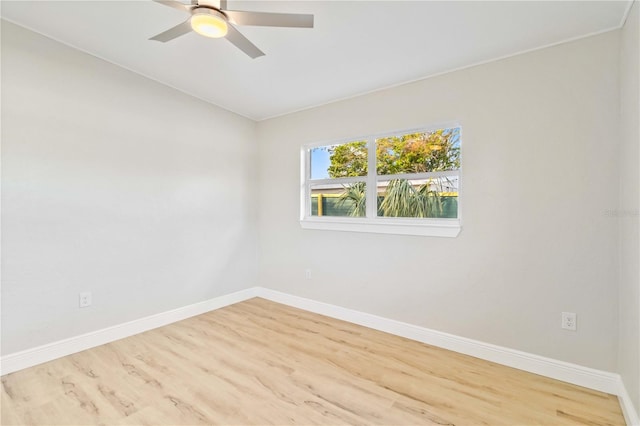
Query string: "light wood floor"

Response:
xmin=1 ymin=298 xmax=625 ymax=425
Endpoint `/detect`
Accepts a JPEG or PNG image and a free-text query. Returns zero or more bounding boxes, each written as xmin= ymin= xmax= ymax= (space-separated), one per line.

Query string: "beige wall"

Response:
xmin=619 ymin=0 xmax=640 ymax=414
xmin=1 ymin=21 xmax=258 ymax=354
xmin=257 ymin=32 xmax=621 ymax=371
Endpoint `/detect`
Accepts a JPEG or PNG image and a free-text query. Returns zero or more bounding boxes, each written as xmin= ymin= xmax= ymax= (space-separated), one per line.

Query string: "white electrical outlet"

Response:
xmin=79 ymin=292 xmax=92 ymax=308
xmin=305 ymin=269 xmax=312 ymax=280
xmin=561 ymin=312 xmax=576 ymax=331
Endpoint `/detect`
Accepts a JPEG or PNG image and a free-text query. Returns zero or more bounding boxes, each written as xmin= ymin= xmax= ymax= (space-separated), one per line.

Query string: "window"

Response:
xmin=301 ymin=125 xmax=462 ymax=237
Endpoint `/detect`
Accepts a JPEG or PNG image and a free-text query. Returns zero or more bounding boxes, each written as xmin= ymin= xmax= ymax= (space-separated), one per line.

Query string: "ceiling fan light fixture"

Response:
xmin=191 ymin=8 xmax=228 ymax=38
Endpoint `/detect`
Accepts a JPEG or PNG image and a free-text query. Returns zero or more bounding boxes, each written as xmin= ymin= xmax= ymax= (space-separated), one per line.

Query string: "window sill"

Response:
xmin=300 ymin=217 xmax=461 ymax=237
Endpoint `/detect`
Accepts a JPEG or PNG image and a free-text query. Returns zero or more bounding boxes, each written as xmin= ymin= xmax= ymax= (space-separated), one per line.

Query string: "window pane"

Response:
xmin=310 ymin=140 xmax=368 ymax=179
xmin=376 ymin=176 xmax=459 ymax=218
xmin=311 ymin=183 xmax=366 ymax=217
xmin=376 ymin=127 xmax=460 ymax=175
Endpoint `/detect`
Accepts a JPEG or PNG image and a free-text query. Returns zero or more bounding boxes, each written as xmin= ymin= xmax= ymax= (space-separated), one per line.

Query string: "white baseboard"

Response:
xmin=254 ymin=288 xmax=622 ymax=395
xmin=619 ymin=380 xmax=640 ymax=426
xmin=2 ymin=286 xmax=637 ymax=425
xmin=0 ymin=287 xmax=258 ymax=375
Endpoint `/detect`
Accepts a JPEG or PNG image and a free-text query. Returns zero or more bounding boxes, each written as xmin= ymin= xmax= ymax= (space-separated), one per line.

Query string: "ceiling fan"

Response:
xmin=149 ymin=0 xmax=314 ymax=58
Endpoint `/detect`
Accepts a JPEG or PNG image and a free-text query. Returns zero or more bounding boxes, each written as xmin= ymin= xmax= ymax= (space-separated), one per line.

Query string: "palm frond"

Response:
xmin=380 ymin=179 xmax=420 ymax=217
xmin=338 ymin=182 xmax=366 ymax=217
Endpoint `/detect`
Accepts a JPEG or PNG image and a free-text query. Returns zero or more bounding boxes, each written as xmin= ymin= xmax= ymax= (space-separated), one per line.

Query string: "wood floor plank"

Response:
xmin=1 ymin=298 xmax=626 ymax=425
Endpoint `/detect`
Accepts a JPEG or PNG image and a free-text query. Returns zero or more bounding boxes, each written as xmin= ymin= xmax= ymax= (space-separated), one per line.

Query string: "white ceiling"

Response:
xmin=1 ymin=0 xmax=632 ymax=120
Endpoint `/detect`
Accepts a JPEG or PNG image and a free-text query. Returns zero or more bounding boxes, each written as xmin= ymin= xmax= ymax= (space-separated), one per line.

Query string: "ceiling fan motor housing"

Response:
xmin=190 ymin=7 xmax=228 ymax=38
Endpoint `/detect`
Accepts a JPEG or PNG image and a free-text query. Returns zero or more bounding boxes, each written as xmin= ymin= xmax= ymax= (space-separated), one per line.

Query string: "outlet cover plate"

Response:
xmin=79 ymin=292 xmax=92 ymax=308
xmin=561 ymin=312 xmax=576 ymax=331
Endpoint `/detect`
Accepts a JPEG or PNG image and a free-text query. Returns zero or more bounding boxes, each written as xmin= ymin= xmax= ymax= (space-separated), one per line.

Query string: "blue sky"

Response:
xmin=310 ymin=147 xmax=331 ymax=179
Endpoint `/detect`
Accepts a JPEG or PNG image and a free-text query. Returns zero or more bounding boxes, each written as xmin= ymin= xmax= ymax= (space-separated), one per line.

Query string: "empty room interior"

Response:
xmin=1 ymin=0 xmax=639 ymax=424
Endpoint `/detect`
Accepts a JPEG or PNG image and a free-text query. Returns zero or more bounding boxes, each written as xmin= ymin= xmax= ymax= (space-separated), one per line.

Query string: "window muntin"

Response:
xmin=302 ymin=125 xmax=461 ymax=236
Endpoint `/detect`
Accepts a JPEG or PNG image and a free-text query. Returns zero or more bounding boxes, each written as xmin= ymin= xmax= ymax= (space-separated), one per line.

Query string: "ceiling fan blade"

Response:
xmin=149 ymin=20 xmax=193 ymax=42
xmin=224 ymin=10 xmax=314 ymax=28
xmin=196 ymin=0 xmax=225 ymax=8
xmin=225 ymin=25 xmax=265 ymax=58
xmin=152 ymin=0 xmax=191 ymax=13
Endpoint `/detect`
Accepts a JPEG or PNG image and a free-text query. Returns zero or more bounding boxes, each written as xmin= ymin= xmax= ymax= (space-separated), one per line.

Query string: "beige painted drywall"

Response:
xmin=257 ymin=31 xmax=621 ymax=371
xmin=619 ymin=0 xmax=640 ymax=413
xmin=1 ymin=21 xmax=258 ymax=355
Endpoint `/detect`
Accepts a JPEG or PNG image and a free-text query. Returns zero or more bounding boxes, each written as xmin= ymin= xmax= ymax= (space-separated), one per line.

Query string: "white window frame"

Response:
xmin=300 ymin=123 xmax=462 ymax=237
